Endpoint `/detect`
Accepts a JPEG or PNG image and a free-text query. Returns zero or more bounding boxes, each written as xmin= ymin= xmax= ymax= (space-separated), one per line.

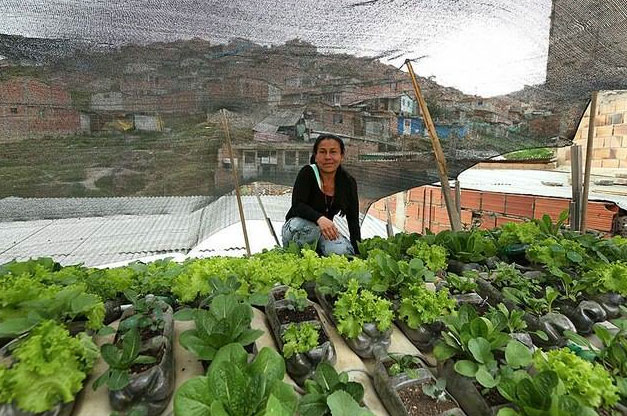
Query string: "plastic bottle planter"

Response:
xmin=474 ymin=277 xmax=576 ymax=348
xmin=438 ymin=361 xmax=505 ymax=416
xmin=590 ymin=293 xmax=626 ymax=320
xmin=373 ymin=357 xmax=465 ymax=416
xmin=314 ymin=287 xmax=391 ymax=359
xmin=554 ymin=299 xmax=607 ymax=335
xmin=109 ymin=303 xmax=175 ymax=416
xmin=447 ymin=260 xmax=482 ymax=275
xmin=0 ymin=340 xmax=76 ymax=416
xmin=266 ymin=286 xmax=336 ymax=386
xmin=0 ymin=403 xmax=75 ymax=416
xmin=395 ymin=320 xmax=443 ymax=353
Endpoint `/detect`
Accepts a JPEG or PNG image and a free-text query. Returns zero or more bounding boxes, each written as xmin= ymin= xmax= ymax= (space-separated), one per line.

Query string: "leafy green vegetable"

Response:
xmin=445 ymin=272 xmax=478 ymax=294
xmin=299 ymin=363 xmax=369 ymax=416
xmin=397 ymin=283 xmax=455 ymax=329
xmin=285 ymin=287 xmax=309 ymax=312
xmin=485 ymin=303 xmax=527 ymax=334
xmin=406 ymin=240 xmax=448 ymax=272
xmin=386 ymin=354 xmax=423 ymax=379
xmin=0 ymin=320 xmax=97 ymax=412
xmin=93 ymin=326 xmax=157 ymax=391
xmin=173 ymin=343 xmax=298 ymax=416
xmin=282 ymin=322 xmax=320 ymax=359
xmin=333 ymin=279 xmax=393 ymax=339
xmin=533 ymin=348 xmax=619 ymax=408
xmin=429 ymin=230 xmax=497 ymax=263
xmin=178 ymin=294 xmax=263 ymax=361
xmin=497 ymin=221 xmax=542 ymax=247
xmin=496 ymin=370 xmax=596 ymax=416
xmin=581 ymin=262 xmax=627 ymax=297
xmin=358 ymin=233 xmax=420 ymax=261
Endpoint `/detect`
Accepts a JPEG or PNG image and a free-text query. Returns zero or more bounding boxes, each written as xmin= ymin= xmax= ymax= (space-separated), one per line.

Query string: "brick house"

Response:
xmin=0 ymin=77 xmax=80 ymax=141
xmin=556 ymin=90 xmax=627 ymax=170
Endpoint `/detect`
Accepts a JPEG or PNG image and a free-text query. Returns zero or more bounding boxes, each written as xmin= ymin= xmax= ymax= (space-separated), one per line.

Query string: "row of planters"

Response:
xmin=0 ymin=211 xmax=625 ymax=415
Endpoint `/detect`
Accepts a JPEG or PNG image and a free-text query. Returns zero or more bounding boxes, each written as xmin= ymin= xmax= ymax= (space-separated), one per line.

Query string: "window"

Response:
xmin=608 ymin=113 xmax=623 ymax=125
xmin=10 ymin=107 xmax=17 ymax=114
xmin=284 ymin=150 xmax=296 ymax=166
xmin=299 ymin=151 xmax=310 ymax=165
xmin=333 ymin=113 xmax=343 ymax=124
xmin=258 ymin=150 xmax=277 ymax=165
xmin=244 ymin=151 xmax=256 ymax=165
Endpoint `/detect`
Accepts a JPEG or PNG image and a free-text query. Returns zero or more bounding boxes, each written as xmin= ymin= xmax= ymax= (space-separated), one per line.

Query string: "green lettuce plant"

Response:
xmin=581 ymin=262 xmax=627 ymax=297
xmin=533 ymin=348 xmax=619 ymax=409
xmin=0 ymin=320 xmax=98 ymax=413
xmin=284 ymin=287 xmax=309 ymax=312
xmin=281 ymin=322 xmax=320 ymax=359
xmin=406 ymin=240 xmax=448 ymax=272
xmin=496 ymin=370 xmax=597 ymax=416
xmin=174 ymin=343 xmax=298 ymax=416
xmin=333 ymin=279 xmax=393 ymax=339
xmin=397 ymin=283 xmax=455 ymax=329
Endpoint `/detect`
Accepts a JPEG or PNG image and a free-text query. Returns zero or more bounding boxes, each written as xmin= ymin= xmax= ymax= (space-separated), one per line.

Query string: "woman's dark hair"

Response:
xmin=309 ymin=134 xmax=345 ymax=164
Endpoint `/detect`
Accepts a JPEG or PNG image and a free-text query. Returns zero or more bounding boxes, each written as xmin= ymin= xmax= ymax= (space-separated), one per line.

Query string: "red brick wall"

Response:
xmin=0 ymin=77 xmax=80 ymax=139
xmin=368 ymin=185 xmax=619 ymax=234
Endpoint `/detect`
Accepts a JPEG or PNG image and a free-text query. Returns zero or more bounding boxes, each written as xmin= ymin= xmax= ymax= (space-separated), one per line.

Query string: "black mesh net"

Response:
xmin=1 ymin=0 xmax=626 ymax=213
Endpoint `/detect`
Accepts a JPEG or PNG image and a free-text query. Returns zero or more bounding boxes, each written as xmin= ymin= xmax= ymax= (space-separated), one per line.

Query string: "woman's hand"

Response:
xmin=317 ymin=216 xmax=339 ymax=241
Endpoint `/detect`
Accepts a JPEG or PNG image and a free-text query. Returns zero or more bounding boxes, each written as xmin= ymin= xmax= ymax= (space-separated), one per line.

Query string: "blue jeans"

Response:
xmin=282 ymin=217 xmax=355 ymax=256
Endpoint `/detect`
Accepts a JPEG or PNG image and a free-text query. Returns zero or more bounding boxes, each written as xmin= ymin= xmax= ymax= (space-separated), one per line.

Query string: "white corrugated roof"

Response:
xmin=458 ymin=169 xmax=627 ymax=210
xmin=0 ymin=194 xmax=390 ymax=267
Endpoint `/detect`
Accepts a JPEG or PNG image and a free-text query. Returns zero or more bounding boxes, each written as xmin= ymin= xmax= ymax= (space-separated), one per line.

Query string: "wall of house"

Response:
xmin=0 ymin=77 xmax=80 ymax=141
xmin=556 ymin=91 xmax=627 ymax=170
xmin=368 ymin=185 xmax=620 ymax=234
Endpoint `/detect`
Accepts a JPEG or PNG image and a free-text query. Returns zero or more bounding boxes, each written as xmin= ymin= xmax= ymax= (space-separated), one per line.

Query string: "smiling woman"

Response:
xmin=283 ymin=134 xmax=361 ymax=256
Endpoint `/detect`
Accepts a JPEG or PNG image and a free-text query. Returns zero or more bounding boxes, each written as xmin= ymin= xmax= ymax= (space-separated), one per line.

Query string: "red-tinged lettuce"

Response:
xmin=533 ymin=348 xmax=619 ymax=409
xmin=0 ymin=320 xmax=98 ymax=413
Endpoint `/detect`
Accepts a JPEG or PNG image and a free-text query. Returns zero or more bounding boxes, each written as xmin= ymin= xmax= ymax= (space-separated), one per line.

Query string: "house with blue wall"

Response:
xmin=398 ymin=116 xmax=469 ymax=139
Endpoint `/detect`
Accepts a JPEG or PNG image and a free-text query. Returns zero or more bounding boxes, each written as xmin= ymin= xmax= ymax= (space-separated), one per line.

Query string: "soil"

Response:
xmin=397 ymin=383 xmax=458 ymax=415
xmin=474 ymin=383 xmax=508 ymax=407
xmin=276 ymin=305 xmax=318 ymax=324
xmin=272 ymin=288 xmax=288 ymax=300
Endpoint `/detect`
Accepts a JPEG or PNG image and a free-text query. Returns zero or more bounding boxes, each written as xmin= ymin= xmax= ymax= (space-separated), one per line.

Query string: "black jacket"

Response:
xmin=286 ymin=164 xmax=361 ymax=252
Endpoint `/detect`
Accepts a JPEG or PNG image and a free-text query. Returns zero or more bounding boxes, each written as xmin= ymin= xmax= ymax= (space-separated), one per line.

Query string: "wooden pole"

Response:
xmin=580 ymin=92 xmax=598 ymax=233
xmin=221 ymin=109 xmax=251 ymax=256
xmin=405 ymin=60 xmax=462 ymax=231
xmin=570 ymin=145 xmax=583 ymax=231
xmin=385 ymin=198 xmax=394 ymax=237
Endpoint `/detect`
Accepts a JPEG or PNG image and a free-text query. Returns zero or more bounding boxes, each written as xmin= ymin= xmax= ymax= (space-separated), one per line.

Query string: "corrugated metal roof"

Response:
xmin=457 ymin=169 xmax=627 ymax=210
xmin=253 ymin=109 xmax=303 ymax=133
xmin=0 ymin=194 xmax=390 ymax=267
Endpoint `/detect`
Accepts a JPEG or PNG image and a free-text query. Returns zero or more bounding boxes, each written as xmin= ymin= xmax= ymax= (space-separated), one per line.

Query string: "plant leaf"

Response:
xmin=454 ymin=360 xmax=479 ymax=377
xmin=173 ymin=377 xmax=213 ymax=416
xmin=475 ymin=366 xmax=498 ymax=388
xmin=505 ymin=340 xmax=532 ymax=368
xmin=468 ymin=337 xmax=493 ymax=364
xmin=326 ymin=390 xmax=373 ymax=416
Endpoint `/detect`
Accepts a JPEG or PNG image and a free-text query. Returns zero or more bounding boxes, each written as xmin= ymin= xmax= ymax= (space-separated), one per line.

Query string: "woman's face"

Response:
xmin=314 ymin=139 xmax=344 ymax=174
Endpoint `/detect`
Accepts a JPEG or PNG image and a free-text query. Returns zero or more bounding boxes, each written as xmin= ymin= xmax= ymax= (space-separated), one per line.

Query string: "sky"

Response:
xmin=0 ymin=0 xmax=553 ymax=97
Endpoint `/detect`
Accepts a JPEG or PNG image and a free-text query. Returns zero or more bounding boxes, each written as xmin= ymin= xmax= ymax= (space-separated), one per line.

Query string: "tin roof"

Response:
xmin=0 ymin=194 xmax=390 ymax=267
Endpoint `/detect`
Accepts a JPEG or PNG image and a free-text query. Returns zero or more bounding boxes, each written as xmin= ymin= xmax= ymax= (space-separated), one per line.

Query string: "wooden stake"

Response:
xmin=570 ymin=145 xmax=583 ymax=231
xmin=405 ymin=60 xmax=462 ymax=231
xmin=581 ymin=92 xmax=598 ymax=233
xmin=221 ymin=109 xmax=251 ymax=256
xmin=385 ymin=198 xmax=394 ymax=237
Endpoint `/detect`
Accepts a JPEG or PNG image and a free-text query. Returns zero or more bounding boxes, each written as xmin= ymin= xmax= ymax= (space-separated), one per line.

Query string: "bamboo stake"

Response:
xmin=581 ymin=92 xmax=598 ymax=233
xmin=221 ymin=109 xmax=251 ymax=256
xmin=405 ymin=60 xmax=462 ymax=231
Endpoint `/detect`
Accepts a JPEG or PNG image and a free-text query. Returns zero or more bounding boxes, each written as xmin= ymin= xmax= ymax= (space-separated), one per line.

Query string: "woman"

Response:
xmin=282 ymin=134 xmax=361 ymax=256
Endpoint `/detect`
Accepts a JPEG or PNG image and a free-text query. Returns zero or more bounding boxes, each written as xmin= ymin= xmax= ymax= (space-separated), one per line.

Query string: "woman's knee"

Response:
xmin=282 ymin=217 xmax=321 ymax=247
xmin=318 ymin=235 xmax=354 ymax=256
